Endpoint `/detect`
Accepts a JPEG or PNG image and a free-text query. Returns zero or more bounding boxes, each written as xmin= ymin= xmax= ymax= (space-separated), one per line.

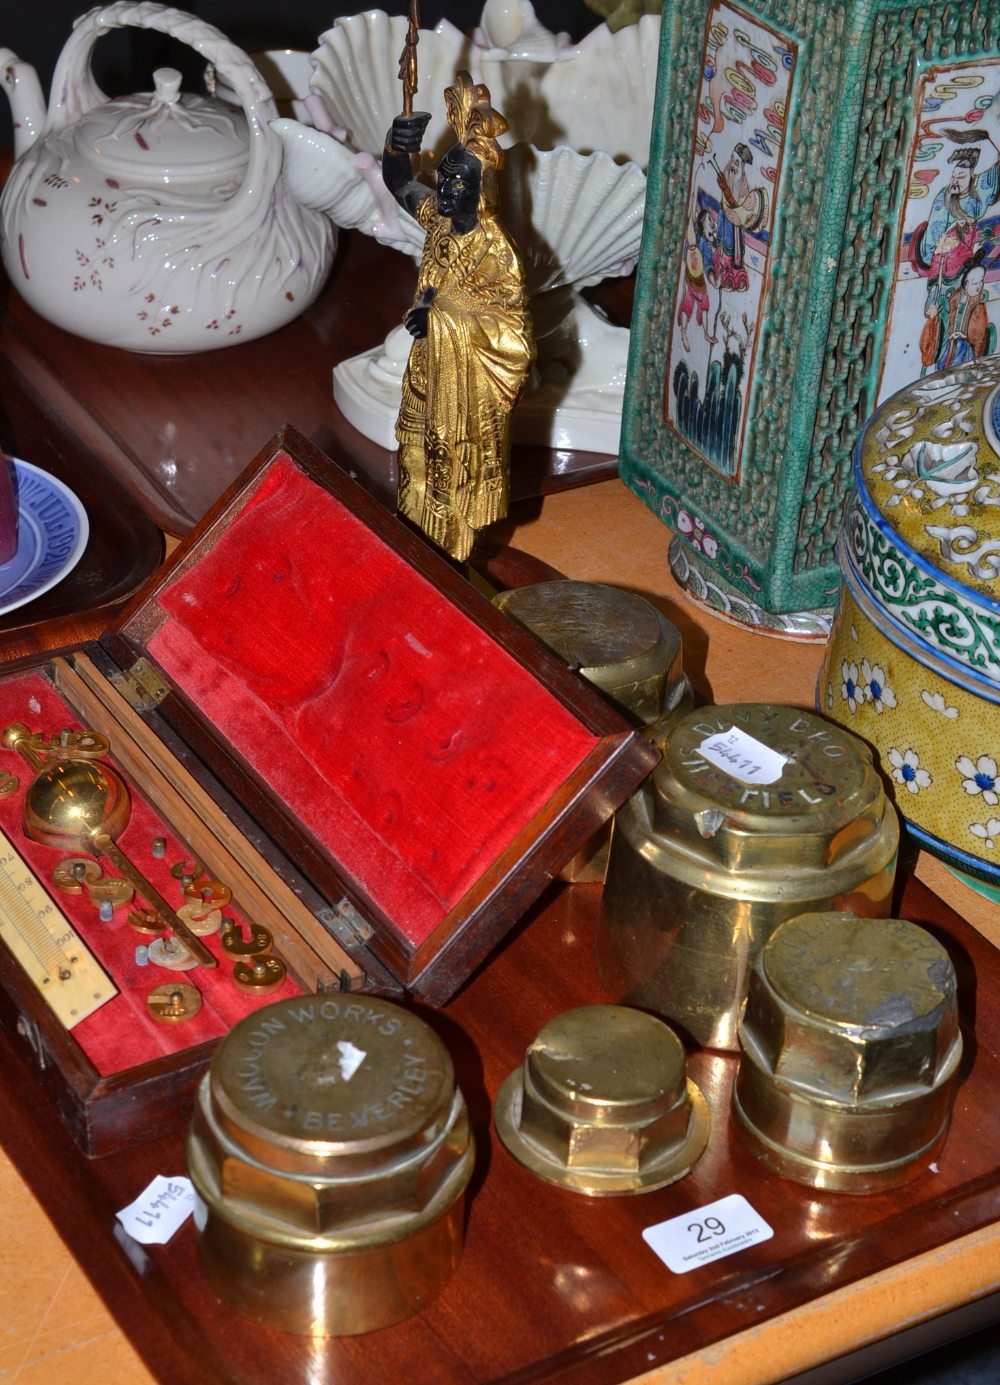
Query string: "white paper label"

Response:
xmin=337 ymin=1039 xmax=366 ymax=1081
xmin=697 ymin=727 xmax=788 ymax=785
xmin=116 ymin=1175 xmax=196 ymax=1245
xmin=642 ymin=1194 xmax=774 ymax=1274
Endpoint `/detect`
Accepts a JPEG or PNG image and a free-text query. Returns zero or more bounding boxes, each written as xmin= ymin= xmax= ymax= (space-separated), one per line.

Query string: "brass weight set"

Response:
xmin=1 ymin=721 xmax=286 ymax=1020
xmin=181 ymin=583 xmax=963 ymax=1339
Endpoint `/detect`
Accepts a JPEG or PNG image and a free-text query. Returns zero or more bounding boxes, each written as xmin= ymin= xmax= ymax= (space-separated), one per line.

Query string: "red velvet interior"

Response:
xmin=0 ymin=672 xmax=298 ymax=1077
xmin=147 ymin=453 xmax=599 ymax=947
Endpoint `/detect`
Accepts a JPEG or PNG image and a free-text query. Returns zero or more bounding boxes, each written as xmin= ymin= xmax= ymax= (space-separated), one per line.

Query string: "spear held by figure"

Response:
xmin=399 ymin=0 xmax=420 ymax=116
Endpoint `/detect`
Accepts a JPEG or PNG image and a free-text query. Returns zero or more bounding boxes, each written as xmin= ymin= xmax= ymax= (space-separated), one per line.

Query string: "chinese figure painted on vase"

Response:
xmin=879 ymin=61 xmax=1000 ymax=402
xmin=382 ymin=72 xmax=534 ymax=563
xmin=664 ymin=2 xmax=795 ymax=482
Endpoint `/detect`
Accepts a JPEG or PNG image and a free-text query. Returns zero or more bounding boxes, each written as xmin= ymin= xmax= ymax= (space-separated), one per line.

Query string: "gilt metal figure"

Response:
xmin=383 ymin=70 xmax=533 ymax=562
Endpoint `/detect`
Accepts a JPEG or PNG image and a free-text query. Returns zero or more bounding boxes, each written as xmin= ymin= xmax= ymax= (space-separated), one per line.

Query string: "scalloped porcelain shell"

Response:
xmin=819 ymin=355 xmax=1000 ymax=887
xmin=531 ymin=14 xmax=658 ymax=166
xmin=502 ymin=144 xmax=646 ymax=292
xmin=307 ymin=6 xmax=658 ymax=167
xmin=276 ymin=123 xmax=646 ymax=293
xmin=310 ymin=13 xmax=473 ymax=161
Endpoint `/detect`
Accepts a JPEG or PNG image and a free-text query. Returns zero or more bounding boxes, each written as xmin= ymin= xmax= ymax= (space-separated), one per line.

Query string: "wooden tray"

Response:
xmin=0 ymin=874 xmax=997 ymax=1384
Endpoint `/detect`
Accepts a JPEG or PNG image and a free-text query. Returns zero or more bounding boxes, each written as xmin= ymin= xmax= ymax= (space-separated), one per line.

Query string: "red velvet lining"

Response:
xmin=147 ymin=453 xmax=598 ymax=947
xmin=0 ymin=672 xmax=298 ymax=1077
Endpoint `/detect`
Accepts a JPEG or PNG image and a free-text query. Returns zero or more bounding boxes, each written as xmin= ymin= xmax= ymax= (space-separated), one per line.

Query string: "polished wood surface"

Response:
xmin=0 ymin=231 xmax=621 ymax=538
xmin=0 ymin=155 xmax=164 ymax=660
xmin=0 ymin=864 xmax=997 ymax=1385
xmin=0 ymin=357 xmax=163 ymax=660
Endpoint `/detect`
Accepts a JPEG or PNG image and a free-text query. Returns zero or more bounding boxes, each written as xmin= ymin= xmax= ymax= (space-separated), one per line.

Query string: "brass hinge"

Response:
xmin=110 ymin=657 xmax=171 ymax=711
xmin=317 ymin=897 xmax=375 ymax=947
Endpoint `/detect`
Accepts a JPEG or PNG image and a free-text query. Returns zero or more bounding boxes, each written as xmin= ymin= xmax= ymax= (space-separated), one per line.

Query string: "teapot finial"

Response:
xmin=153 ymin=68 xmax=183 ymax=105
xmin=0 ymin=49 xmax=47 ymax=160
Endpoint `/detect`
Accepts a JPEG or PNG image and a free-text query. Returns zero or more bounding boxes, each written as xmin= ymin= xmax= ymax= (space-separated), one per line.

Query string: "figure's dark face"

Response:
xmin=436 ymin=145 xmax=482 ymax=222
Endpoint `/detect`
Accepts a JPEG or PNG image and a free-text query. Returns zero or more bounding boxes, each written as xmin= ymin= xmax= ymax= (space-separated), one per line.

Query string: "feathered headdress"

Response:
xmin=444 ymin=71 xmax=508 ymax=173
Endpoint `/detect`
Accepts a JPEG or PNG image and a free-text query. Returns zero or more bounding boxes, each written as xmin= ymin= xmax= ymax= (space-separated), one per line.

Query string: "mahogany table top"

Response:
xmin=0 ymin=229 xmax=621 ymax=540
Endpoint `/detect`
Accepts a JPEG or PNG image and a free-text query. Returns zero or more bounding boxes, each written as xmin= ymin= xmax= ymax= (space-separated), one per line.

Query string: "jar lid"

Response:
xmin=853 ymin=358 xmax=1000 ymax=606
xmin=493 ymin=580 xmax=688 ymax=726
xmin=188 ymin=995 xmax=472 ymax=1247
xmin=651 ymin=704 xmax=897 ymax=883
xmin=763 ymin=913 xmax=958 ymax=1070
xmin=73 ymin=69 xmax=250 ymax=185
xmin=845 ymin=358 xmax=1000 ymax=686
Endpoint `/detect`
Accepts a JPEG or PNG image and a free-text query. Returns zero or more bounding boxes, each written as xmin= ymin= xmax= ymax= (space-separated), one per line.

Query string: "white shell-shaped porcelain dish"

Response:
xmin=502 ymin=144 xmax=646 ymax=292
xmin=307 ymin=4 xmax=659 ymax=168
xmin=274 ymin=124 xmax=646 ymax=292
xmin=310 ymin=13 xmax=473 ymax=160
xmin=531 ymin=14 xmax=659 ymax=165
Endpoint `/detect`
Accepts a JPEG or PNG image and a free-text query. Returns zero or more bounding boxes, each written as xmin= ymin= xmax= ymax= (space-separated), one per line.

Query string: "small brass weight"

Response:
xmin=233 ymin=956 xmax=286 ymax=993
xmin=86 ymin=876 xmax=135 ymax=910
xmin=2 ymin=722 xmax=216 ymax=969
xmin=148 ymin=982 xmax=202 ymax=1023
xmin=51 ymin=859 xmax=103 ymax=894
xmin=221 ymin=920 xmax=285 ymax=992
xmin=221 ymin=920 xmax=272 ymax=956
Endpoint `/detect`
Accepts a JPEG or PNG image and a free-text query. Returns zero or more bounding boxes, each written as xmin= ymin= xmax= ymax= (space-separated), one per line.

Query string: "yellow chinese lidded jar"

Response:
xmin=820 ymin=356 xmax=1000 ymax=898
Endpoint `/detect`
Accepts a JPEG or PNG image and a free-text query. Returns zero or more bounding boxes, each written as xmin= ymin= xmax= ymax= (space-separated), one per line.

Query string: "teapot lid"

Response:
xmin=72 ymin=68 xmax=250 ymax=184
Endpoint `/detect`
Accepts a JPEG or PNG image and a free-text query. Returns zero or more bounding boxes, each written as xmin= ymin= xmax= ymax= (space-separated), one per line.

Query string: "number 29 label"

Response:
xmin=642 ymin=1193 xmax=773 ymax=1274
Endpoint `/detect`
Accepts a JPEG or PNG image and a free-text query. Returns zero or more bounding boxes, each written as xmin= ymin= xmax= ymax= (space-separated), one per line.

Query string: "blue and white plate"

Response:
xmin=0 ymin=460 xmax=89 ymax=617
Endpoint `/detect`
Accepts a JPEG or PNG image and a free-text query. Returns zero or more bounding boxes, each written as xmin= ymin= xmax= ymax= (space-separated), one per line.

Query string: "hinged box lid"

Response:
xmin=104 ymin=429 xmax=658 ymax=1004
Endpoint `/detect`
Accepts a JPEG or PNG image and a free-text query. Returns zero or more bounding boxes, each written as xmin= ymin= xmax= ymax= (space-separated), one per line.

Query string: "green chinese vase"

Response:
xmin=621 ymin=0 xmax=1000 ymax=636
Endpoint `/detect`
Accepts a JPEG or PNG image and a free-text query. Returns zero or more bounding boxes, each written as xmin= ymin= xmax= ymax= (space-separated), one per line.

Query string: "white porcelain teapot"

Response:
xmin=0 ymin=2 xmax=337 ymax=352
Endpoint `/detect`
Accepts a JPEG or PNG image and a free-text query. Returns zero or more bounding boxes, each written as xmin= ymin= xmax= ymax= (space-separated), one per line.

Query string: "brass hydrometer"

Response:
xmin=2 ymin=723 xmax=216 ymax=969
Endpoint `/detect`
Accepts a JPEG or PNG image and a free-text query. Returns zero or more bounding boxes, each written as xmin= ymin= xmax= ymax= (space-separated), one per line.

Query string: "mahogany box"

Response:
xmin=0 ymin=428 xmax=656 ymax=1156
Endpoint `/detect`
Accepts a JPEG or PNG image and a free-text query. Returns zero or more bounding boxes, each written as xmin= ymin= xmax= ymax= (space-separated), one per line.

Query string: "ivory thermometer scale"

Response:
xmin=0 ymin=825 xmax=116 ymax=1028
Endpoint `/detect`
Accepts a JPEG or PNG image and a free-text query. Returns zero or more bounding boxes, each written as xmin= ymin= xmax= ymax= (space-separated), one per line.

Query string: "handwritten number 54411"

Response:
xmin=134 ymin=1182 xmax=188 ymax=1229
xmin=704 ymin=737 xmax=763 ymax=777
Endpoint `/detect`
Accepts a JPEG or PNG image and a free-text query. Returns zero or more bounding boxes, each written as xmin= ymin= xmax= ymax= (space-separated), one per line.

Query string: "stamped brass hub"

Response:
xmin=493 ymin=580 xmax=691 ymax=728
xmin=732 ymin=912 xmax=963 ymax=1192
xmin=493 ymin=581 xmax=692 ymax=882
xmin=186 ymin=995 xmax=474 ymax=1335
xmin=495 ymin=1005 xmax=709 ymax=1195
xmin=599 ymin=704 xmax=900 ymax=1049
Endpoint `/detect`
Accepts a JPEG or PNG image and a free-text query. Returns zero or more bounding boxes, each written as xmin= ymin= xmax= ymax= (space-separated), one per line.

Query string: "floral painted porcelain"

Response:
xmin=0 ymin=3 xmax=336 ymax=352
xmin=820 ymin=354 xmax=1000 ymax=889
